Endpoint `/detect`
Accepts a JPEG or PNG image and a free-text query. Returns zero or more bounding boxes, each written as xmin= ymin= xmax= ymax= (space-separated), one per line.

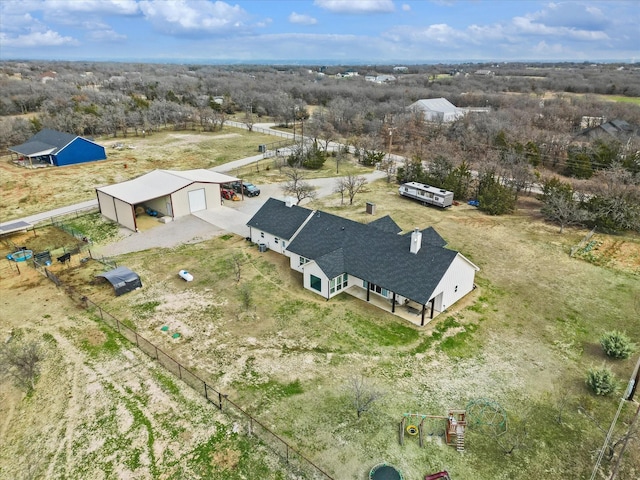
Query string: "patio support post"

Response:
xmin=366 ymin=281 xmax=370 ymax=302
xmin=430 ymin=299 xmax=435 ymax=318
xmin=421 ymin=304 xmax=426 ymax=326
xmin=392 ymin=292 xmax=396 ymax=313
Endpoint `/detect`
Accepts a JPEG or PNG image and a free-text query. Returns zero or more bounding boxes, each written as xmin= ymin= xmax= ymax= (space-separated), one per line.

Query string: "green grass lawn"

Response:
xmin=64 ymin=177 xmax=640 ymax=480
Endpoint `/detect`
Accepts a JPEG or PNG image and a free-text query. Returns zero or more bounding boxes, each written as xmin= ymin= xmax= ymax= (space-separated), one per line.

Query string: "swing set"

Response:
xmin=399 ymin=410 xmax=467 ymax=452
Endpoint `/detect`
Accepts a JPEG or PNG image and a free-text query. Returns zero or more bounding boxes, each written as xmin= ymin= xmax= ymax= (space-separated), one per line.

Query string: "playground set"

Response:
xmin=399 ymin=409 xmax=467 ymax=452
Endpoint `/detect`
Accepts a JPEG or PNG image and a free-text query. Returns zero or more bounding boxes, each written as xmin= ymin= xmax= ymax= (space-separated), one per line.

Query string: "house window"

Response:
xmin=274 ymin=238 xmax=279 ymax=244
xmin=260 ymin=232 xmax=264 ymax=238
xmin=455 ymin=285 xmax=458 ymax=292
xmin=282 ymin=241 xmax=286 ymax=248
xmin=367 ymin=282 xmax=389 ymax=297
xmin=310 ymin=274 xmax=322 ymax=292
xmin=299 ymin=256 xmax=309 ymax=266
xmin=330 ymin=273 xmax=348 ymax=294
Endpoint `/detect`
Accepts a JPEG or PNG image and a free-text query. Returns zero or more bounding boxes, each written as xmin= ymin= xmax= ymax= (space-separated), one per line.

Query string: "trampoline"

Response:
xmin=6 ymin=249 xmax=33 ymax=262
xmin=370 ymin=463 xmax=404 ymax=480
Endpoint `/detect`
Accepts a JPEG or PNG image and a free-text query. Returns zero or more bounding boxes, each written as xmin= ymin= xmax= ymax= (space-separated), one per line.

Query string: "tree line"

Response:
xmin=1 ymin=60 xmax=639 ymax=231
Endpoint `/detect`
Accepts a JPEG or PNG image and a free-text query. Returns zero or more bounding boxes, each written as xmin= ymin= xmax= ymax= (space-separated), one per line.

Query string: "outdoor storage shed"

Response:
xmin=95 ymin=169 xmax=239 ymax=231
xmin=96 ymin=266 xmax=142 ymax=296
xmin=9 ymin=129 xmax=106 ymax=167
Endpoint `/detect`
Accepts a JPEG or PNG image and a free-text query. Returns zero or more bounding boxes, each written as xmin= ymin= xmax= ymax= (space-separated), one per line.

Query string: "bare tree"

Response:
xmin=338 ymin=174 xmax=368 ymax=205
xmin=334 ymin=178 xmax=347 ymax=205
xmin=346 ymin=374 xmax=384 ymax=419
xmin=228 ymin=252 xmax=245 ymax=283
xmin=0 ymin=339 xmax=45 ymax=393
xmin=540 ymin=182 xmax=592 ymax=233
xmin=281 ymin=167 xmax=317 ymax=203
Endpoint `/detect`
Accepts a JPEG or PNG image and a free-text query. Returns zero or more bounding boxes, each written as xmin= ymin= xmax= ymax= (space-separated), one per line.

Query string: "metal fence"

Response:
xmin=37 ymin=266 xmax=334 ymax=480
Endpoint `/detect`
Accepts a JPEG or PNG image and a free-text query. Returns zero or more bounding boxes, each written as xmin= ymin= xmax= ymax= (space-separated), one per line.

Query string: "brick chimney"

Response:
xmin=410 ymin=228 xmax=422 ymax=254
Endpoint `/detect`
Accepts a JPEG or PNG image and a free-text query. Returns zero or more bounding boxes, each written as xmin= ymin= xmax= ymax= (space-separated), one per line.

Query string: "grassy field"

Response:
xmin=1 ymin=124 xmax=639 ymax=479
xmin=4 ymin=175 xmax=638 ymax=479
xmin=0 ymin=127 xmax=277 ymax=222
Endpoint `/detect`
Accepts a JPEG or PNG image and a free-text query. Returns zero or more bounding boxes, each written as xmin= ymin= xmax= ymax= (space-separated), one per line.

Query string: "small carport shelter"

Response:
xmin=8 ymin=129 xmax=106 ymax=167
xmin=96 ymin=266 xmax=142 ymax=296
xmin=95 ymin=169 xmax=239 ymax=231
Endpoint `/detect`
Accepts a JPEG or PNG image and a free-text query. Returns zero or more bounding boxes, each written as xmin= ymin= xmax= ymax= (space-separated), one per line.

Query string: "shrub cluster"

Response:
xmin=586 ymin=366 xmax=617 ymax=396
xmin=600 ymin=330 xmax=636 ymax=359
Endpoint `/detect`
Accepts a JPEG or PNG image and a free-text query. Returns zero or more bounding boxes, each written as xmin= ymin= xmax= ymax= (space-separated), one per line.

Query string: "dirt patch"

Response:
xmin=574 ymin=233 xmax=640 ymax=274
xmin=83 ymin=326 xmax=107 ymax=346
xmin=166 ymin=133 xmax=241 ymax=144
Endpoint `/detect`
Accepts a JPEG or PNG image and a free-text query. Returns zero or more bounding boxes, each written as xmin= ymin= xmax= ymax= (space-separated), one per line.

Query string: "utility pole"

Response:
xmin=609 ymin=402 xmax=640 ymax=480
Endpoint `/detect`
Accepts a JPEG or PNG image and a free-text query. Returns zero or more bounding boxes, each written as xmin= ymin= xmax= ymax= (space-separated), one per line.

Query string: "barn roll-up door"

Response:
xmin=188 ymin=189 xmax=206 ymax=212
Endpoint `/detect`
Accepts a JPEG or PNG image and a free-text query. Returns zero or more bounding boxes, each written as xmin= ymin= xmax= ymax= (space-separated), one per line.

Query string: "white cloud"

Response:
xmin=139 ymin=0 xmax=250 ymax=35
xmin=87 ymin=29 xmax=127 ymax=42
xmin=402 ymin=4 xmax=411 ymax=12
xmin=42 ymin=0 xmax=139 ymax=16
xmin=1 ymin=29 xmax=78 ymax=47
xmin=314 ymin=0 xmax=394 ymax=14
xmin=512 ymin=16 xmax=609 ymax=41
xmin=289 ymin=12 xmax=317 ymax=26
xmin=384 ymin=23 xmax=468 ymax=46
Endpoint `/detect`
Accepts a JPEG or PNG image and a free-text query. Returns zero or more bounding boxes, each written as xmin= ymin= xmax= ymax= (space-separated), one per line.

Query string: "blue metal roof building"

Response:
xmin=9 ymin=129 xmax=106 ymax=167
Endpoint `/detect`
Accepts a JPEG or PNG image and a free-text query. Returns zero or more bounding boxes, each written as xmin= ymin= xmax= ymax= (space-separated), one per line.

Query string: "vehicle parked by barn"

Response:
xmin=399 ymin=182 xmax=454 ymax=208
xmin=231 ymin=181 xmax=260 ymax=197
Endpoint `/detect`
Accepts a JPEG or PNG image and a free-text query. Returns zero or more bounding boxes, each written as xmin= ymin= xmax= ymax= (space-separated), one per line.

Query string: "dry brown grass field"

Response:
xmin=1 ymin=134 xmax=639 ymax=479
xmin=0 ymin=127 xmax=276 ymax=222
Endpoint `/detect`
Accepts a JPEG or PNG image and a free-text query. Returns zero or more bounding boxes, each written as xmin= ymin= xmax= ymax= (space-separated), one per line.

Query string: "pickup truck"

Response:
xmin=231 ymin=181 xmax=260 ymax=197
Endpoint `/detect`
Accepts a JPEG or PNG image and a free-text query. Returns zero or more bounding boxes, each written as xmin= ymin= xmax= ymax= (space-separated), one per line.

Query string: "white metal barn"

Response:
xmin=399 ymin=182 xmax=454 ymax=208
xmin=408 ymin=98 xmax=466 ymax=123
xmin=96 ymin=169 xmax=239 ymax=231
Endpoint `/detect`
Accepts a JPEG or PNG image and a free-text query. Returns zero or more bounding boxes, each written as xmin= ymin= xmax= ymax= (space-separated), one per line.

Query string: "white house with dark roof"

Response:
xmin=246 ymin=197 xmax=314 ymax=254
xmin=247 ymin=199 xmax=479 ymax=325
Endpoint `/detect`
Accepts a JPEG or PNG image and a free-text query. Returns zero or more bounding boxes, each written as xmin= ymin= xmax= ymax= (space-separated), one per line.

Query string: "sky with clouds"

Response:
xmin=1 ymin=0 xmax=638 ymax=64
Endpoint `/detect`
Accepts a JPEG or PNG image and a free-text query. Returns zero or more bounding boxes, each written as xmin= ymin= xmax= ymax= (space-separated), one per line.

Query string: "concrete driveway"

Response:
xmin=97 ymin=170 xmax=387 ymax=256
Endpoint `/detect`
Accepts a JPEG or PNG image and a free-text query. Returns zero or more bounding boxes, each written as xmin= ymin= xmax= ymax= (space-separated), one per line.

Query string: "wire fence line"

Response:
xmin=35 ymin=265 xmax=334 ymax=480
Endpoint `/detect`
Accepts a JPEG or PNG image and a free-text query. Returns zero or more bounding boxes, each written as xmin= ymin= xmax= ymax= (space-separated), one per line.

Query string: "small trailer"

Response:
xmin=399 ymin=182 xmax=454 ymax=208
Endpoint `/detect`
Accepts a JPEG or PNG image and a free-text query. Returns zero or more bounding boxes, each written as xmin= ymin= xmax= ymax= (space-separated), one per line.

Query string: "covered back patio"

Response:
xmin=344 ymin=285 xmax=439 ymax=327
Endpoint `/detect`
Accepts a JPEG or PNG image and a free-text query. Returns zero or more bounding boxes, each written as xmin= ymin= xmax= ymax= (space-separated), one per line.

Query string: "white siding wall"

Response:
xmin=289 ymin=253 xmax=308 ymax=272
xmin=250 ymin=229 xmax=288 ymax=254
xmin=430 ymin=254 xmax=477 ymax=311
xmin=171 ymin=183 xmax=222 ymax=218
xmin=302 ymin=261 xmax=329 ymax=298
xmin=114 ymin=197 xmax=136 ymax=231
xmin=97 ymin=191 xmax=117 ymax=223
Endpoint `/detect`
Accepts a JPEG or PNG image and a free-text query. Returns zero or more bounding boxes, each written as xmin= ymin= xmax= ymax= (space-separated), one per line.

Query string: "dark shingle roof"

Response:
xmin=579 ymin=119 xmax=635 ymax=138
xmin=247 ymin=198 xmax=312 ymax=240
xmin=9 ymin=129 xmax=78 ymax=156
xmin=368 ymin=215 xmax=402 ymax=234
xmin=286 ymin=210 xmax=461 ymax=304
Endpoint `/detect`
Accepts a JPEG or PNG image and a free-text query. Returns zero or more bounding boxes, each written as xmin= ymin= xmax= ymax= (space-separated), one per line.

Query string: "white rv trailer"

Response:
xmin=399 ymin=182 xmax=454 ymax=208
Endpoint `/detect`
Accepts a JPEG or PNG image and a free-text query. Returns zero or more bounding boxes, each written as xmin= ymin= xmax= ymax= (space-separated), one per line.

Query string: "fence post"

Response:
xmin=178 ymin=363 xmax=182 ymax=379
xmin=115 ymin=317 xmax=120 ymax=332
xmin=204 ymin=382 xmax=208 ymax=400
xmin=134 ymin=331 xmax=139 ymax=346
xmin=99 ymin=306 xmax=104 ymax=321
xmin=154 ymin=345 xmax=158 ymax=359
xmin=219 ymin=392 xmax=223 ymax=410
